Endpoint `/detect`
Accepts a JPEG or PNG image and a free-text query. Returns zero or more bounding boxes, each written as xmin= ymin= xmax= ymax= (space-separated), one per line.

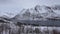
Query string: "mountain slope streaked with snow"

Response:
xmin=13 ymin=5 xmax=60 ymax=20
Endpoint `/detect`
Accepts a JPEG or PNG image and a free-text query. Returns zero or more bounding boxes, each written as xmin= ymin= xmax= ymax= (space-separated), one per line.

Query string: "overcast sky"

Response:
xmin=0 ymin=0 xmax=60 ymax=18
xmin=0 ymin=0 xmax=60 ymax=8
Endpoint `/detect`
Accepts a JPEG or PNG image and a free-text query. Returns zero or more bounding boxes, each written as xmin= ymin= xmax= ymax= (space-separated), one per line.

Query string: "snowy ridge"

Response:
xmin=0 ymin=5 xmax=60 ymax=21
xmin=13 ymin=5 xmax=60 ymax=21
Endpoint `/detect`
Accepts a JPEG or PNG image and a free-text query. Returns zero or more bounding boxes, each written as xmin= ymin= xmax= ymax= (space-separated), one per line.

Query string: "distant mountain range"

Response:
xmin=0 ymin=5 xmax=60 ymax=26
xmin=0 ymin=5 xmax=60 ymax=21
xmin=12 ymin=5 xmax=60 ymax=21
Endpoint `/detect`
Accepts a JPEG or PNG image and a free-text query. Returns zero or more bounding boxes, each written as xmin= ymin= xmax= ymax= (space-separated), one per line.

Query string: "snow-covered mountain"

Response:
xmin=0 ymin=5 xmax=60 ymax=21
xmin=13 ymin=5 xmax=60 ymax=21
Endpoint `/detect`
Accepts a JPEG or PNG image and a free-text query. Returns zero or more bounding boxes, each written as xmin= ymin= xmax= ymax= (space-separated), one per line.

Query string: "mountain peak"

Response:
xmin=13 ymin=5 xmax=60 ymax=20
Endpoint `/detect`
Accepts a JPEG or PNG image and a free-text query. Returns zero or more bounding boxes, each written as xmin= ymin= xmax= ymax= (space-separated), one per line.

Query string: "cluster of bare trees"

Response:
xmin=0 ymin=22 xmax=60 ymax=34
xmin=0 ymin=17 xmax=60 ymax=34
